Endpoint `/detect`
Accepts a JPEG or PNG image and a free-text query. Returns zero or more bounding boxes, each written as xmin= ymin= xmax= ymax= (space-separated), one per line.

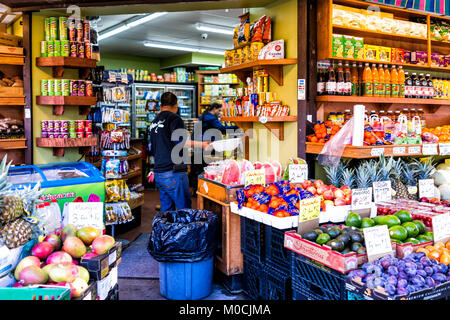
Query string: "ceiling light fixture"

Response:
xmin=98 ymin=12 xmax=168 ymax=41
xmin=195 ymin=23 xmax=234 ymax=35
xmin=143 ymin=41 xmax=225 ymax=55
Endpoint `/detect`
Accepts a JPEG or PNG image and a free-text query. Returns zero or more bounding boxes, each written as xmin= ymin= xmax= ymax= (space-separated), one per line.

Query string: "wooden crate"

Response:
xmin=0 ymin=45 xmax=23 ymax=56
xmin=0 ymin=138 xmax=26 ymax=150
xmin=0 ymin=86 xmax=23 ymax=97
xmin=128 ymin=193 xmax=144 ymax=210
xmin=197 ymin=175 xmax=243 ymax=203
xmin=197 ymin=192 xmax=243 ymax=276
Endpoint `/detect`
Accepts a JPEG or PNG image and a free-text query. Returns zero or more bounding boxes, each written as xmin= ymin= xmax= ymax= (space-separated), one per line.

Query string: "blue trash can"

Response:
xmin=159 ymin=256 xmax=214 ymax=300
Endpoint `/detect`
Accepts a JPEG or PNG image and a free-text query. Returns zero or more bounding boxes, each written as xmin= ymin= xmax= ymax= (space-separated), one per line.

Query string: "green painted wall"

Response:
xmin=99 ymin=52 xmax=162 ymax=73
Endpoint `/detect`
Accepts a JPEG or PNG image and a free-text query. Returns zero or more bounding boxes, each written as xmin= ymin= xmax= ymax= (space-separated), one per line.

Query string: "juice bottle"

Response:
xmin=358 ymin=63 xmax=364 ymax=96
xmin=419 ymin=73 xmax=427 ymax=99
xmin=363 ymin=63 xmax=373 ymax=97
xmin=378 ymin=64 xmax=385 ymax=97
xmin=351 ymin=63 xmax=359 ymax=96
xmin=384 ymin=64 xmax=391 ymax=97
xmin=372 ymin=64 xmax=379 ymax=97
xmin=391 ymin=66 xmax=399 ymax=97
xmin=433 ymin=77 xmax=439 ymax=99
xmin=317 ymin=68 xmax=325 ymax=96
xmin=398 ymin=66 xmax=405 ymax=98
xmin=418 ymin=108 xmax=426 ymax=127
xmin=426 ymin=74 xmax=434 ymax=99
xmin=412 ymin=73 xmax=420 ymax=99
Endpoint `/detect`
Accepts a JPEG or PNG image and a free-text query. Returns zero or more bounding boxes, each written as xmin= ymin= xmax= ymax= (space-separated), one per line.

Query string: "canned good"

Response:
xmin=61 ymin=120 xmax=69 ymax=130
xmin=41 ymin=131 xmax=48 ymax=139
xmin=75 ymin=120 xmax=85 ymax=132
xmin=68 ymin=120 xmax=76 ymax=130
xmin=69 ymin=131 xmax=77 ymax=138
xmin=77 ymin=42 xmax=85 ymax=58
xmin=84 ymin=131 xmax=92 ymax=138
xmin=53 ymin=40 xmax=61 ymax=57
xmin=48 ymin=79 xmax=55 ymax=96
xmin=48 ymin=132 xmax=55 ymax=139
xmin=47 ymin=41 xmax=55 ymax=58
xmin=41 ymin=120 xmax=48 ymax=130
xmin=69 ymin=41 xmax=77 ymax=57
xmin=70 ymin=80 xmax=78 ymax=96
xmin=54 ymin=79 xmax=62 ymax=96
xmin=50 ymin=17 xmax=58 ymax=41
xmin=85 ymin=81 xmax=93 ymax=97
xmin=68 ymin=18 xmax=76 ymax=42
xmin=61 ymin=133 xmax=69 ymax=138
xmin=84 ymin=120 xmax=92 ymax=130
xmin=85 ymin=43 xmax=92 ymax=59
xmin=61 ymin=40 xmax=69 ymax=57
xmin=59 ymin=17 xmax=68 ymax=41
xmin=54 ymin=120 xmax=61 ymax=132
xmin=44 ymin=18 xmax=51 ymax=41
xmin=76 ymin=131 xmax=84 ymax=138
xmin=61 ymin=79 xmax=70 ymax=96
xmin=76 ymin=20 xmax=83 ymax=42
xmin=83 ymin=20 xmax=90 ymax=43
xmin=40 ymin=41 xmax=47 ymax=57
xmin=48 ymin=120 xmax=54 ymax=131
xmin=78 ymin=80 xmax=85 ymax=96
xmin=41 ymin=80 xmax=49 ymax=96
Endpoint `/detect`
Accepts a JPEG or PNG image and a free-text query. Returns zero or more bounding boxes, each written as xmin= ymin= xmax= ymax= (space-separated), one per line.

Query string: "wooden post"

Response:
xmin=22 ymin=12 xmax=33 ymax=164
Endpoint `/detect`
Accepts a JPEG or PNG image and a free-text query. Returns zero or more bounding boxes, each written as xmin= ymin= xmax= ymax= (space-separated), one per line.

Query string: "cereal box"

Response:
xmin=332 ymin=34 xmax=344 ymax=58
xmin=363 ymin=44 xmax=378 ymax=61
xmin=343 ymin=35 xmax=354 ymax=59
xmin=377 ymin=47 xmax=391 ymax=63
xmin=391 ymin=48 xmax=405 ymax=64
xmin=353 ymin=37 xmax=364 ymax=60
xmin=431 ymin=53 xmax=440 ymax=67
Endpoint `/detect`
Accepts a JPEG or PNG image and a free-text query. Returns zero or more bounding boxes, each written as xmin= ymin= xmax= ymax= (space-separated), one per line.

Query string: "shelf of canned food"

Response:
xmin=40 ymin=119 xmax=94 ymax=139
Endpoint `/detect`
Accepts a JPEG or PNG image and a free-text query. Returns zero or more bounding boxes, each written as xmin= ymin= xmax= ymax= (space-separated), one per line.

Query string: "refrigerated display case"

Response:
xmin=131 ymin=83 xmax=197 ymax=138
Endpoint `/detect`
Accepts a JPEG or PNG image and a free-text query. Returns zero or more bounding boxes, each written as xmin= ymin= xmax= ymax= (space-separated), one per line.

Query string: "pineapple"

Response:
xmin=403 ymin=161 xmax=418 ymax=200
xmin=413 ymin=157 xmax=435 ymax=180
xmin=356 ymin=163 xmax=372 ymax=188
xmin=0 ymin=218 xmax=32 ymax=249
xmin=391 ymin=158 xmax=408 ymax=200
xmin=324 ymin=161 xmax=346 ymax=187
xmin=341 ymin=167 xmax=355 ymax=189
xmin=374 ymin=155 xmax=393 ymax=182
xmin=0 ymin=195 xmax=24 ymax=223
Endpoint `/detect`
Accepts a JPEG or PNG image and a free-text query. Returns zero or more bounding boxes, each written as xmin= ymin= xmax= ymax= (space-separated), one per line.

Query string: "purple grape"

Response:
xmin=397 ymin=278 xmax=408 ymax=288
xmin=416 ymin=269 xmax=427 ymax=277
xmin=388 ymin=266 xmax=399 ymax=276
xmin=424 ymin=266 xmax=434 ymax=276
xmin=411 ymin=275 xmax=426 ymax=287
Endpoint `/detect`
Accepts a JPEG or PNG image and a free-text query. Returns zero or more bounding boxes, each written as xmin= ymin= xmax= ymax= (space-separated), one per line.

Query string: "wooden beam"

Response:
xmin=22 ymin=12 xmax=32 ymax=165
xmin=297 ymin=0 xmax=308 ymax=159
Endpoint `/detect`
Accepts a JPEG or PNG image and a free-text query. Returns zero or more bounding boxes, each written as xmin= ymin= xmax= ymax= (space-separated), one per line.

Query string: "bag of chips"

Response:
xmin=238 ymin=12 xmax=251 ymax=45
xmin=251 ymin=15 xmax=266 ymax=42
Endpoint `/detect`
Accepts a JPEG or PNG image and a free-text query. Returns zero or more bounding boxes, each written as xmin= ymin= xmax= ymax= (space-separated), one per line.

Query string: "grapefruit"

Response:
xmin=221 ymin=160 xmax=241 ymax=185
xmin=262 ymin=162 xmax=277 ymax=184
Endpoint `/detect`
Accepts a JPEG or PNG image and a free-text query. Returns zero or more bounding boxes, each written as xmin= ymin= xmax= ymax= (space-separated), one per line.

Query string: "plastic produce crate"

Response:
xmin=291 ymin=254 xmax=347 ymax=300
xmin=264 ymin=225 xmax=294 ymax=276
xmin=262 ymin=263 xmax=292 ymax=300
xmin=347 ymin=291 xmax=365 ymax=300
xmin=242 ymin=255 xmax=264 ymax=300
xmin=0 ymin=286 xmax=71 ymax=300
xmin=241 ymin=216 xmax=265 ymax=263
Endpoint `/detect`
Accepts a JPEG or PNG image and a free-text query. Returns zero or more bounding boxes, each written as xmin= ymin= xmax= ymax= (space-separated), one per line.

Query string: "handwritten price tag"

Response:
xmin=408 ymin=146 xmax=421 ymax=154
xmin=298 ymin=196 xmax=321 ymax=223
xmin=432 ymin=213 xmax=450 ymax=243
xmin=439 ymin=143 xmax=450 ymax=155
xmin=419 ymin=179 xmax=435 ymax=199
xmin=351 ymin=187 xmax=373 ymax=210
xmin=422 ymin=144 xmax=438 ymax=155
xmin=373 ymin=180 xmax=392 ymax=203
xmin=245 ymin=169 xmax=266 ymax=187
xmin=66 ymin=202 xmax=104 ymax=231
xmin=289 ymin=164 xmax=308 ymax=183
xmin=363 ymin=225 xmax=393 ymax=262
xmin=370 ymin=148 xmax=384 ymax=157
xmin=393 ymin=147 xmax=406 ymax=155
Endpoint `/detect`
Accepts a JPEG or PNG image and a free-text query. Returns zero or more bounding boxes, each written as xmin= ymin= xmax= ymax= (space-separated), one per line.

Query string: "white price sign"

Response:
xmin=373 ymin=181 xmax=392 ymax=203
xmin=419 ymin=179 xmax=435 ymax=198
xmin=351 ymin=187 xmax=372 ymax=210
xmin=432 ymin=213 xmax=450 ymax=243
xmin=439 ymin=143 xmax=450 ymax=155
xmin=289 ymin=164 xmax=308 ymax=183
xmin=370 ymin=148 xmax=384 ymax=157
xmin=244 ymin=169 xmax=266 ymax=187
xmin=393 ymin=147 xmax=406 ymax=155
xmin=422 ymin=143 xmax=438 ymax=155
xmin=408 ymin=146 xmax=421 ymax=154
xmin=363 ymin=225 xmax=393 ymax=262
xmin=66 ymin=202 xmax=104 ymax=231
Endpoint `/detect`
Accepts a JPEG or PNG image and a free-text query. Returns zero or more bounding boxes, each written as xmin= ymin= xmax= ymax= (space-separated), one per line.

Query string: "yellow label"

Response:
xmin=298 ymin=197 xmax=321 ymax=222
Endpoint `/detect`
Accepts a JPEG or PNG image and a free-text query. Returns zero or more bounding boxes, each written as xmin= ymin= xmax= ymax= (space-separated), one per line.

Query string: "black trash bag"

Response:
xmin=148 ymin=209 xmax=218 ymax=263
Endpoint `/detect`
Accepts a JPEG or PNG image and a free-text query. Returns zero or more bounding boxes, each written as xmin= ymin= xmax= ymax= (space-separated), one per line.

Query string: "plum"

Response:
xmin=366 ymin=277 xmax=376 ymax=289
xmin=430 ymin=258 xmax=438 ymax=265
xmin=397 ymin=261 xmax=406 ymax=271
xmin=405 ymin=267 xmax=417 ymax=277
xmin=432 ymin=265 xmax=441 ymax=274
xmin=432 ymin=273 xmax=446 ymax=283
xmin=364 ymin=274 xmax=376 ymax=284
xmin=424 ymin=266 xmax=434 ymax=276
xmin=382 ymin=273 xmax=390 ymax=280
xmin=419 ymin=256 xmax=432 ymax=266
xmin=374 ymin=277 xmax=386 ymax=288
xmin=397 ymin=287 xmax=408 ymax=296
xmin=412 ymin=275 xmax=426 ymax=287
xmin=387 ymin=266 xmax=399 ymax=276
xmin=397 ymin=278 xmax=408 ymax=288
xmin=437 ymin=263 xmax=448 ymax=274
xmin=398 ymin=271 xmax=408 ymax=279
xmin=447 ymin=275 xmax=450 ymax=282
xmin=405 ymin=262 xmax=417 ymax=270
xmin=348 ymin=269 xmax=366 ymax=279
xmin=384 ymin=284 xmax=396 ymax=296
xmin=425 ymin=277 xmax=436 ymax=288
xmin=386 ymin=276 xmax=397 ymax=287
xmin=374 ymin=265 xmax=383 ymax=277
xmin=416 ymin=263 xmax=424 ymax=270
xmin=406 ymin=284 xmax=417 ymax=294
xmin=362 ymin=262 xmax=375 ymax=274
xmin=412 ymin=252 xmax=426 ymax=261
xmin=416 ymin=269 xmax=427 ymax=277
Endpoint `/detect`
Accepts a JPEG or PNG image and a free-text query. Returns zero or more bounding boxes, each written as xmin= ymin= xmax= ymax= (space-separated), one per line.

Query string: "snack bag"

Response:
xmin=238 ymin=12 xmax=250 ymax=45
xmin=105 ymin=180 xmax=121 ymax=202
xmin=262 ymin=16 xmax=271 ymax=43
xmin=233 ymin=26 xmax=239 ymax=48
xmin=251 ymin=15 xmax=266 ymax=42
xmin=105 ymin=159 xmax=121 ymax=179
xmin=364 ymin=45 xmax=378 ymax=61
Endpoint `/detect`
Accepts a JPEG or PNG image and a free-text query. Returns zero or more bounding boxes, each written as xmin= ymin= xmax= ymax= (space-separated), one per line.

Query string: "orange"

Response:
xmin=311 ymin=136 xmax=318 ymax=143
xmin=435 ymin=242 xmax=445 ymax=249
xmin=440 ymin=253 xmax=450 ymax=265
xmin=446 ymin=241 xmax=450 ymax=251
xmin=426 ymin=245 xmax=435 ymax=252
xmin=428 ymin=250 xmax=441 ymax=260
xmin=417 ymin=248 xmax=429 ymax=255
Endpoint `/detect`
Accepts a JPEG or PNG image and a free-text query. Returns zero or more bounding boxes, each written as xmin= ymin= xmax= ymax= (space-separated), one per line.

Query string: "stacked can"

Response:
xmin=85 ymin=120 xmax=92 ymax=138
xmin=60 ymin=120 xmax=69 ymax=138
xmin=75 ymin=120 xmax=85 ymax=138
xmin=69 ymin=120 xmax=76 ymax=138
xmin=41 ymin=120 xmax=49 ymax=138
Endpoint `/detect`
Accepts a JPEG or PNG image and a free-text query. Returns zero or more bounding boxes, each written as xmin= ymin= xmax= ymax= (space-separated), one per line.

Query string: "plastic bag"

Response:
xmin=317 ymin=117 xmax=354 ymax=168
xmin=148 ymin=209 xmax=218 ymax=263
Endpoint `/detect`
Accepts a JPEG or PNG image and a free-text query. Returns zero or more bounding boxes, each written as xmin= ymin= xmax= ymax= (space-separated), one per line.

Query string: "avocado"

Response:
xmin=361 ymin=217 xmax=375 ymax=229
xmin=356 ymin=247 xmax=367 ymax=255
xmin=336 ymin=234 xmax=351 ymax=246
xmin=390 ymin=239 xmax=402 ymax=244
xmin=404 ymin=237 xmax=420 ymax=245
xmin=327 ymin=227 xmax=341 ymax=239
xmin=345 ymin=212 xmax=362 ymax=228
xmin=394 ymin=210 xmax=413 ymax=224
xmin=417 ymin=234 xmax=432 ymax=243
xmin=326 ymin=239 xmax=345 ymax=252
xmin=373 ymin=215 xmax=385 ymax=225
xmin=383 ymin=215 xmax=402 ymax=228
xmin=412 ymin=220 xmax=426 ymax=234
xmin=316 ymin=226 xmax=328 ymax=233
xmin=389 ymin=225 xmax=408 ymax=241
xmin=316 ymin=233 xmax=331 ymax=245
xmin=424 ymin=231 xmax=434 ymax=238
xmin=349 ymin=231 xmax=364 ymax=244
xmin=402 ymin=222 xmax=420 ymax=238
xmin=341 ymin=247 xmax=351 ymax=254
xmin=302 ymin=231 xmax=319 ymax=242
xmin=350 ymin=242 xmax=364 ymax=252
xmin=313 ymin=228 xmax=324 ymax=235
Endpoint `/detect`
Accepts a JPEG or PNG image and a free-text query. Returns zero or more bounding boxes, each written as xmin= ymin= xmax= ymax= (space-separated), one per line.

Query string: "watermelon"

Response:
xmin=262 ymin=162 xmax=277 ymax=184
xmin=253 ymin=161 xmax=263 ymax=170
xmin=271 ymin=160 xmax=282 ymax=178
xmin=239 ymin=160 xmax=254 ymax=185
xmin=221 ymin=160 xmax=241 ymax=185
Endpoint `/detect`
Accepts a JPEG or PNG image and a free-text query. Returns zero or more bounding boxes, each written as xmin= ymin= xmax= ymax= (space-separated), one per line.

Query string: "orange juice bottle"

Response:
xmin=384 ymin=64 xmax=391 ymax=97
xmin=398 ymin=66 xmax=405 ymax=98
xmin=391 ymin=66 xmax=399 ymax=97
xmin=363 ymin=63 xmax=373 ymax=97
xmin=372 ymin=64 xmax=379 ymax=97
xmin=378 ymin=64 xmax=385 ymax=97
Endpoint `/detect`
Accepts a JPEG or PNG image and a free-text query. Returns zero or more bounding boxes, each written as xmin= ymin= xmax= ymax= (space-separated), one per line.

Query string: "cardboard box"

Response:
xmin=0 ymin=33 xmax=22 ymax=47
xmin=107 ymin=242 xmax=122 ymax=268
xmin=80 ymin=253 xmax=110 ymax=281
xmin=395 ymin=240 xmax=433 ymax=258
xmin=72 ymin=281 xmax=98 ymax=300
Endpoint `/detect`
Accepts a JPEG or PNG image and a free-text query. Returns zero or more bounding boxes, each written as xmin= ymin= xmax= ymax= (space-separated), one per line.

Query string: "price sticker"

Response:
xmin=408 ymin=146 xmax=421 ymax=154
xmin=289 ymin=164 xmax=308 ymax=183
xmin=418 ymin=179 xmax=435 ymax=198
xmin=373 ymin=180 xmax=392 ymax=203
xmin=363 ymin=225 xmax=393 ymax=262
xmin=422 ymin=144 xmax=438 ymax=155
xmin=393 ymin=147 xmax=406 ymax=155
xmin=298 ymin=196 xmax=321 ymax=222
xmin=351 ymin=187 xmax=372 ymax=210
xmin=439 ymin=143 xmax=450 ymax=155
xmin=259 ymin=116 xmax=268 ymax=124
xmin=432 ymin=213 xmax=450 ymax=243
xmin=245 ymin=169 xmax=266 ymax=187
xmin=370 ymin=148 xmax=384 ymax=157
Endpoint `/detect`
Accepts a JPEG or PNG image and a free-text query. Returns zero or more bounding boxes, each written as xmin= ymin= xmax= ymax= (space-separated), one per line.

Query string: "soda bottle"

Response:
xmin=427 ymin=75 xmax=435 ymax=99
xmin=412 ymin=73 xmax=420 ymax=99
xmin=336 ymin=62 xmax=345 ymax=96
xmin=384 ymin=64 xmax=391 ymax=97
xmin=326 ymin=65 xmax=336 ymax=95
xmin=372 ymin=64 xmax=379 ymax=97
xmin=404 ymin=72 xmax=411 ymax=98
xmin=378 ymin=64 xmax=385 ymax=97
xmin=398 ymin=66 xmax=405 ymax=98
xmin=391 ymin=66 xmax=399 ymax=98
xmin=363 ymin=63 xmax=373 ymax=97
xmin=317 ymin=68 xmax=325 ymax=96
xmin=420 ymin=73 xmax=427 ymax=99
xmin=351 ymin=63 xmax=359 ymax=96
xmin=344 ymin=63 xmax=352 ymax=96
xmin=358 ymin=63 xmax=364 ymax=96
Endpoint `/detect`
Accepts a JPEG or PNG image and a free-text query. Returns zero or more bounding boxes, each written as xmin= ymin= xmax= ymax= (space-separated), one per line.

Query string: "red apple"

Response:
xmin=302 ymin=180 xmax=313 ymax=189
xmin=323 ymin=200 xmax=335 ymax=210
xmin=316 ymin=185 xmax=329 ymax=195
xmin=334 ymin=198 xmax=347 ymax=206
xmin=329 ymin=185 xmax=337 ymax=191
xmin=313 ymin=179 xmax=325 ymax=189
xmin=344 ymin=194 xmax=352 ymax=205
xmin=333 ymin=189 xmax=346 ymax=199
xmin=306 ymin=186 xmax=317 ymax=195
xmin=340 ymin=185 xmax=352 ymax=195
xmin=323 ymin=190 xmax=335 ymax=201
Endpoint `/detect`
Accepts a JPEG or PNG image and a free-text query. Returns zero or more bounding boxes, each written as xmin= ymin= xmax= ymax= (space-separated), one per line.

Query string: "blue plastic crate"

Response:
xmin=347 ymin=291 xmax=365 ymax=300
xmin=242 ymin=256 xmax=264 ymax=300
xmin=264 ymin=226 xmax=294 ymax=276
xmin=262 ymin=263 xmax=292 ymax=300
xmin=291 ymin=254 xmax=347 ymax=300
xmin=240 ymin=217 xmax=265 ymax=262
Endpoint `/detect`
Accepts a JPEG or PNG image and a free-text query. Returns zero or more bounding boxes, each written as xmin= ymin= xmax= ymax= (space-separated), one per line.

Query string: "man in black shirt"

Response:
xmin=149 ymin=92 xmax=209 ymax=212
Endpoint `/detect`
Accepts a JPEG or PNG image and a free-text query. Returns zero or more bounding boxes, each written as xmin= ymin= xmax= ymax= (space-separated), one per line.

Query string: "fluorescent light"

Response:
xmin=98 ymin=12 xmax=167 ymax=41
xmin=144 ymin=41 xmax=225 ymax=55
xmin=195 ymin=23 xmax=234 ymax=35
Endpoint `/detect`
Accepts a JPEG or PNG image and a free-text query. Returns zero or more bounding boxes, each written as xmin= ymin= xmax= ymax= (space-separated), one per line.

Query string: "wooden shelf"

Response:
xmin=36 ymin=136 xmax=98 ymax=157
xmin=221 ymin=116 xmax=297 ymax=141
xmin=107 ymin=170 xmax=142 ymax=181
xmin=306 ymin=142 xmax=424 ymax=159
xmin=0 ymin=138 xmax=27 ymax=150
xmin=36 ymin=57 xmax=97 ymax=78
xmin=316 ymin=95 xmax=450 ymax=106
xmin=333 ymin=25 xmax=427 ymax=43
xmin=128 ymin=193 xmax=144 ymax=210
xmin=0 ymin=54 xmax=25 ymax=66
xmin=199 ymin=82 xmax=241 ymax=85
xmin=220 ymin=59 xmax=297 ymax=85
xmin=0 ymin=97 xmax=26 ymax=105
xmin=37 ymin=95 xmax=97 ymax=115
